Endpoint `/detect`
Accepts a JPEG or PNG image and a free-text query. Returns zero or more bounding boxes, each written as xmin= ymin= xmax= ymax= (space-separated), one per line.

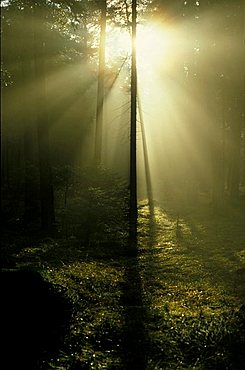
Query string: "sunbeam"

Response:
xmin=1 ymin=2 xmax=245 ymax=369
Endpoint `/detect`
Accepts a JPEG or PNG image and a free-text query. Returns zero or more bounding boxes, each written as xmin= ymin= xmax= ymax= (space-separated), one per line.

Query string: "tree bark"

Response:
xmin=129 ymin=0 xmax=138 ymax=240
xmin=34 ymin=8 xmax=55 ymax=230
xmin=22 ymin=9 xmax=39 ymax=223
xmin=94 ymin=0 xmax=106 ymax=166
xmin=138 ymin=96 xmax=154 ymax=213
xmin=228 ymin=97 xmax=242 ymax=201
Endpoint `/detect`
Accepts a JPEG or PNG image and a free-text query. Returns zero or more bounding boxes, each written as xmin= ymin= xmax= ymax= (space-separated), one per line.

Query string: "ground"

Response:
xmin=1 ymin=196 xmax=245 ymax=369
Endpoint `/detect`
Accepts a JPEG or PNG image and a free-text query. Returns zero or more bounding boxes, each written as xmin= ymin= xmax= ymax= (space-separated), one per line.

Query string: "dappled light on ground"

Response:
xmin=138 ymin=202 xmax=245 ymax=305
xmin=44 ymin=261 xmax=125 ymax=369
xmin=137 ymin=201 xmax=245 ymax=368
xmin=3 ymin=196 xmax=244 ymax=369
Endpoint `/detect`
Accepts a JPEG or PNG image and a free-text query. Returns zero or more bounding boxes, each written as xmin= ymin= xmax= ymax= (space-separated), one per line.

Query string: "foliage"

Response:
xmin=54 ymin=165 xmax=129 ymax=244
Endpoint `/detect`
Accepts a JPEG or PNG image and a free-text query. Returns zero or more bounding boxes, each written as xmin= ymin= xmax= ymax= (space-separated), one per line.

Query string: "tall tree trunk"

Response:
xmin=94 ymin=0 xmax=106 ymax=166
xmin=212 ymin=142 xmax=224 ymax=210
xmin=129 ymin=0 xmax=137 ymax=240
xmin=138 ymin=96 xmax=154 ymax=213
xmin=34 ymin=8 xmax=55 ymax=231
xmin=228 ymin=97 xmax=242 ymax=201
xmin=1 ymin=95 xmax=10 ymax=192
xmin=22 ymin=9 xmax=39 ymax=223
xmin=212 ymin=113 xmax=224 ymax=210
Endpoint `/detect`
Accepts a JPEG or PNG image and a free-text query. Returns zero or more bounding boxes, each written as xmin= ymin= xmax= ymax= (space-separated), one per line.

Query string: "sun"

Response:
xmin=105 ymin=23 xmax=172 ymax=74
xmin=105 ymin=26 xmax=131 ymax=65
xmin=137 ymin=24 xmax=171 ymax=71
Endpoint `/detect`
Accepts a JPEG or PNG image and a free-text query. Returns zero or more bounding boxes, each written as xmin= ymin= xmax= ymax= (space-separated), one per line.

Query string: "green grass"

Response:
xmin=1 ymin=197 xmax=245 ymax=369
xmin=137 ymin=201 xmax=245 ymax=369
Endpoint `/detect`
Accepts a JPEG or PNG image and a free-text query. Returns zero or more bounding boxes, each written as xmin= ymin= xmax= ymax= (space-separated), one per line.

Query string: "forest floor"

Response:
xmin=1 ymin=196 xmax=245 ymax=370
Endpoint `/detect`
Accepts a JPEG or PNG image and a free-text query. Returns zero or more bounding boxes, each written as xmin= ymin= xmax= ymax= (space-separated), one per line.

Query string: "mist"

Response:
xmin=1 ymin=1 xmax=245 ymax=369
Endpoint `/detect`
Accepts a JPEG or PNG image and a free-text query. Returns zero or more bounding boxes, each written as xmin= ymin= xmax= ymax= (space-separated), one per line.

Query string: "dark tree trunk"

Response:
xmin=228 ymin=97 xmax=242 ymax=201
xmin=34 ymin=9 xmax=55 ymax=231
xmin=1 ymin=104 xmax=10 ymax=192
xmin=129 ymin=0 xmax=138 ymax=240
xmin=21 ymin=10 xmax=39 ymax=223
xmin=212 ymin=151 xmax=224 ymax=209
xmin=138 ymin=96 xmax=154 ymax=213
xmin=212 ymin=120 xmax=224 ymax=209
xmin=94 ymin=0 xmax=106 ymax=166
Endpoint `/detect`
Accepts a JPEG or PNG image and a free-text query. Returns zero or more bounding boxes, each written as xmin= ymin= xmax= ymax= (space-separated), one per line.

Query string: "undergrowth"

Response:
xmin=1 ymin=183 xmax=245 ymax=369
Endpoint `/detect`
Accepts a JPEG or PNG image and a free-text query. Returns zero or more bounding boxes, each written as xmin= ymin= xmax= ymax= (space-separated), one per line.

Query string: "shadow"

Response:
xmin=136 ymin=200 xmax=245 ymax=369
xmin=1 ymin=268 xmax=71 ymax=370
xmin=121 ymin=233 xmax=148 ymax=370
xmin=2 ymin=199 xmax=244 ymax=369
xmin=172 ymin=204 xmax=245 ymax=299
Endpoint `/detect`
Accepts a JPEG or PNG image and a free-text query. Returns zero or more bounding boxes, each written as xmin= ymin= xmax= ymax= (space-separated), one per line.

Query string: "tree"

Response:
xmin=148 ymin=0 xmax=244 ymax=208
xmin=1 ymin=0 xmax=98 ymax=229
xmin=33 ymin=4 xmax=55 ymax=230
xmin=138 ymin=96 xmax=154 ymax=213
xmin=129 ymin=0 xmax=137 ymax=240
xmin=21 ymin=7 xmax=40 ymax=223
xmin=94 ymin=0 xmax=107 ymax=166
xmin=228 ymin=97 xmax=243 ymax=201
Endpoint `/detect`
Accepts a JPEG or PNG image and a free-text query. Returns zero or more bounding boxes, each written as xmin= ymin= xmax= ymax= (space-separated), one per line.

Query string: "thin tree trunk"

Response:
xmin=229 ymin=97 xmax=242 ymax=201
xmin=94 ymin=0 xmax=106 ymax=166
xmin=138 ymin=96 xmax=154 ymax=213
xmin=129 ymin=0 xmax=137 ymax=240
xmin=22 ymin=10 xmax=39 ymax=223
xmin=34 ymin=9 xmax=55 ymax=231
xmin=1 ymin=101 xmax=10 ymax=192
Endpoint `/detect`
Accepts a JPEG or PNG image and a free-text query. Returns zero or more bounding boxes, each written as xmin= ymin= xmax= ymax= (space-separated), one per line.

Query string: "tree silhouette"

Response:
xmin=129 ymin=0 xmax=137 ymax=242
xmin=94 ymin=0 xmax=107 ymax=166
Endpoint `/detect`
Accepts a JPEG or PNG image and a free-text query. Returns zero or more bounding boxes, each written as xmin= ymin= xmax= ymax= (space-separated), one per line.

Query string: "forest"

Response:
xmin=1 ymin=0 xmax=245 ymax=369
